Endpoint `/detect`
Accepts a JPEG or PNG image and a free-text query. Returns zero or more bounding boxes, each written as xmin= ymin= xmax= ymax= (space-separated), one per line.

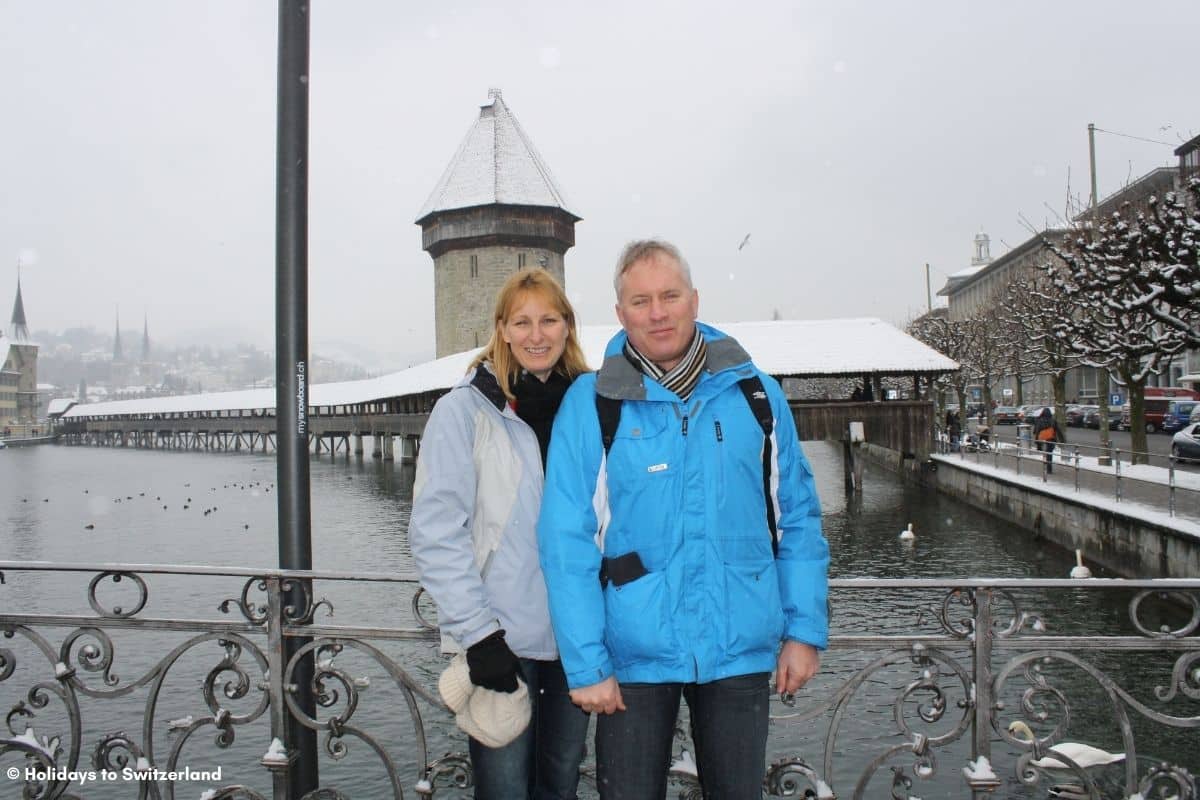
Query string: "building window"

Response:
xmin=518 ymin=253 xmax=527 ymax=269
xmin=469 ymin=254 xmax=478 ymax=278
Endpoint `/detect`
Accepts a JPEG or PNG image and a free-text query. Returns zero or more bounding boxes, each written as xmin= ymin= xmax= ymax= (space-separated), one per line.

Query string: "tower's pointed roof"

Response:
xmin=142 ymin=312 xmax=151 ymax=361
xmin=10 ymin=270 xmax=30 ymax=342
xmin=416 ymin=89 xmax=577 ymax=223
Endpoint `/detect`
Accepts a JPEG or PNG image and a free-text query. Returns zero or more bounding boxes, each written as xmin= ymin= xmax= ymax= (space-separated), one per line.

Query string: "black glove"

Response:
xmin=466 ymin=630 xmax=521 ymax=693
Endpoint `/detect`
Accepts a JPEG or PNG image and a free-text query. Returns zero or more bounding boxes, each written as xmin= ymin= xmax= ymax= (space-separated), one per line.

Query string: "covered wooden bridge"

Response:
xmin=59 ymin=319 xmax=958 ymax=466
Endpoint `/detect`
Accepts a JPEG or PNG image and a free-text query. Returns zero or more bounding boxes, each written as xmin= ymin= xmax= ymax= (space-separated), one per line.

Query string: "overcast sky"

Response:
xmin=2 ymin=1 xmax=1195 ymax=369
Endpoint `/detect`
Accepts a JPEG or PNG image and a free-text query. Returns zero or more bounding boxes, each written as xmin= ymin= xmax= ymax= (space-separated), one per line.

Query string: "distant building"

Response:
xmin=939 ymin=141 xmax=1199 ymax=403
xmin=416 ymin=89 xmax=580 ymax=357
xmin=1178 ymin=134 xmax=1200 ymax=388
xmin=2 ymin=271 xmax=39 ymax=425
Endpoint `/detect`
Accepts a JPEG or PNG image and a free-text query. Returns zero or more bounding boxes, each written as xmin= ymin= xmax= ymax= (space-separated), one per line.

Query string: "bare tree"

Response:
xmin=1109 ymin=176 xmax=1200 ymax=346
xmin=959 ymin=305 xmax=1012 ymax=429
xmin=1047 ymin=208 xmax=1192 ymax=463
xmin=1001 ymin=265 xmax=1080 ymax=425
xmin=907 ymin=312 xmax=970 ymax=423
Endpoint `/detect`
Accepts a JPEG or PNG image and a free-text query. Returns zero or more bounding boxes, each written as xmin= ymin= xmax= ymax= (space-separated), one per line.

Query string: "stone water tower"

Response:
xmin=416 ymin=89 xmax=580 ymax=357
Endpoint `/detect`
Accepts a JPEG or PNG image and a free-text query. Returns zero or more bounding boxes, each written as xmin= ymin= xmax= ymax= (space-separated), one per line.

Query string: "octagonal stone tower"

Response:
xmin=416 ymin=89 xmax=580 ymax=357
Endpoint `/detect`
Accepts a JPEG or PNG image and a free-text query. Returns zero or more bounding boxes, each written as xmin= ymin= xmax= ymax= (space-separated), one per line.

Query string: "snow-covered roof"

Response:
xmin=46 ymin=399 xmax=76 ymax=416
xmin=415 ymin=90 xmax=576 ymax=223
xmin=64 ymin=319 xmax=957 ymax=419
xmin=936 ymin=265 xmax=986 ymax=297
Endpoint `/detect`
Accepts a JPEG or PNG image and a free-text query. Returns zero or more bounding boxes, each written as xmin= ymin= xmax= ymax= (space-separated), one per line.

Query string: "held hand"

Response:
xmin=775 ymin=641 xmax=820 ymax=696
xmin=465 ymin=630 xmax=521 ymax=693
xmin=569 ymin=676 xmax=626 ymax=715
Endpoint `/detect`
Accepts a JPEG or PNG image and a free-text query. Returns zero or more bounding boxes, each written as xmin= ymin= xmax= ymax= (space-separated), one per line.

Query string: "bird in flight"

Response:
xmin=737 ymin=233 xmax=751 ymax=251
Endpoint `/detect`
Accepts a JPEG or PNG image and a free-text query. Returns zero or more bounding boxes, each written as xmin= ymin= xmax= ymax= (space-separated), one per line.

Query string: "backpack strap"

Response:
xmin=737 ymin=376 xmax=779 ymax=556
xmin=596 ymin=393 xmax=623 ymax=455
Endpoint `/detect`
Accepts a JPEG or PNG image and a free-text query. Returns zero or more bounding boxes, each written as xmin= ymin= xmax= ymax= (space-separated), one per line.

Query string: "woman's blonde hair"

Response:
xmin=470 ymin=268 xmax=590 ymax=401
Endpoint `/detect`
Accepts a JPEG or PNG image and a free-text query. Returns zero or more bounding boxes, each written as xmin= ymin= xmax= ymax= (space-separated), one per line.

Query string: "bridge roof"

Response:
xmin=63 ymin=318 xmax=956 ymax=419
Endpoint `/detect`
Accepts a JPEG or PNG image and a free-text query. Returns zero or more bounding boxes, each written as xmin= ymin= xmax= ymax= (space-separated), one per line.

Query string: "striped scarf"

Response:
xmin=623 ymin=327 xmax=707 ymax=402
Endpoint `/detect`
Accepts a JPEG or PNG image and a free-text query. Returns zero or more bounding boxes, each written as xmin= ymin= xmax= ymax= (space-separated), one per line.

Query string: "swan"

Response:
xmin=1007 ymin=721 xmax=1124 ymax=770
xmin=1069 ymin=549 xmax=1092 ymax=579
xmin=899 ymin=523 xmax=915 ymax=541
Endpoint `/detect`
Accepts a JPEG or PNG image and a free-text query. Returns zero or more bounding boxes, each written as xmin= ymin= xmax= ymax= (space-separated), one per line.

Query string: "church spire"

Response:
xmin=142 ymin=312 xmax=151 ymax=362
xmin=11 ymin=262 xmax=30 ymax=342
xmin=113 ymin=307 xmax=124 ymax=362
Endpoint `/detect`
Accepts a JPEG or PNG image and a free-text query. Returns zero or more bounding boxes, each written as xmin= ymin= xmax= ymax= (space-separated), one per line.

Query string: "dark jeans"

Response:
xmin=1037 ymin=440 xmax=1056 ymax=473
xmin=469 ymin=658 xmax=590 ymax=800
xmin=595 ymin=672 xmax=770 ymax=800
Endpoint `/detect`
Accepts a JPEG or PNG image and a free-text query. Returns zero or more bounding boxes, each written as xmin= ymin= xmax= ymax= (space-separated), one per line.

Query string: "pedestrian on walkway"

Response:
xmin=946 ymin=410 xmax=961 ymax=452
xmin=1033 ymin=407 xmax=1065 ymax=475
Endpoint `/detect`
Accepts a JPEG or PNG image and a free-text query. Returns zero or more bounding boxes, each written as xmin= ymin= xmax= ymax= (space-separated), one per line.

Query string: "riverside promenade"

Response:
xmin=927 ymin=430 xmax=1200 ymax=580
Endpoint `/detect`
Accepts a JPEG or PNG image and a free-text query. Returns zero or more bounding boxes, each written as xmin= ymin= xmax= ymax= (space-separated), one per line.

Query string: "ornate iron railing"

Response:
xmin=2 ymin=563 xmax=1198 ymax=799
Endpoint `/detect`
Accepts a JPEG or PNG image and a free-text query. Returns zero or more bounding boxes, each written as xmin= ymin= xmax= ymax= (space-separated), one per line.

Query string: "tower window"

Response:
xmin=469 ymin=254 xmax=478 ymax=278
xmin=518 ymin=253 xmax=527 ymax=269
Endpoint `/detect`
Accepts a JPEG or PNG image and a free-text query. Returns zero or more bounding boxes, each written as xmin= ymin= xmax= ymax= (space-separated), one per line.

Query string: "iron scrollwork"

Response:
xmin=87 ymin=571 xmax=149 ymax=619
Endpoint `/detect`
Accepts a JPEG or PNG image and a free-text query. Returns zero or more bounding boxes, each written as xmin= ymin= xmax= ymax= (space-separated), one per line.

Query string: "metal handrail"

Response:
xmin=933 ymin=428 xmax=1196 ymax=518
xmin=3 ymin=563 xmax=1200 ymax=799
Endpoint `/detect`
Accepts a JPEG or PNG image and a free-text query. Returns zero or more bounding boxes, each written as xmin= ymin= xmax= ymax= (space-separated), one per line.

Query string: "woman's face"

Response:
xmin=501 ymin=291 xmax=568 ymax=381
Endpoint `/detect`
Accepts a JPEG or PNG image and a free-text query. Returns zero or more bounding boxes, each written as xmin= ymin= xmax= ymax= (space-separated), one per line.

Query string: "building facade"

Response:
xmin=940 ymin=141 xmax=1199 ymax=405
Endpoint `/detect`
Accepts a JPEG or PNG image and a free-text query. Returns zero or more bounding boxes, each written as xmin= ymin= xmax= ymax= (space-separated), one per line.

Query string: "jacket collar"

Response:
xmin=467 ymin=363 xmax=508 ymax=412
xmin=595 ymin=322 xmax=757 ymax=401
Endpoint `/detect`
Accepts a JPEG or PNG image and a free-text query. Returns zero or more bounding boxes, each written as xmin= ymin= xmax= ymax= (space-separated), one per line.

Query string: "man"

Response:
xmin=538 ymin=239 xmax=829 ymax=799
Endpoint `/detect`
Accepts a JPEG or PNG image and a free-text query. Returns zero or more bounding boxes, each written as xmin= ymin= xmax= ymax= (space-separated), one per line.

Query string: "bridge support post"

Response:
xmin=373 ymin=434 xmax=383 ymax=459
xmin=382 ymin=435 xmax=395 ymax=462
xmin=844 ymin=422 xmax=864 ymax=494
xmin=399 ymin=436 xmax=417 ymax=465
xmin=354 ymin=433 xmax=364 ymax=456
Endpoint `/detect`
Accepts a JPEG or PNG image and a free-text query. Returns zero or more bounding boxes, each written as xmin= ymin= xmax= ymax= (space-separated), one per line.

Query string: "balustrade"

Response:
xmin=2 ymin=563 xmax=1198 ymax=799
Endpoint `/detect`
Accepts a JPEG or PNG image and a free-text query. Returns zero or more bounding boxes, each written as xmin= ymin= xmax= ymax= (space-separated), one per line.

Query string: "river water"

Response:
xmin=1 ymin=443 xmax=1196 ymax=799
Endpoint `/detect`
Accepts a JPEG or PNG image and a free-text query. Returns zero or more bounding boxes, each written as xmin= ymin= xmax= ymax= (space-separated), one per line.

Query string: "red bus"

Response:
xmin=1119 ymin=386 xmax=1200 ymax=433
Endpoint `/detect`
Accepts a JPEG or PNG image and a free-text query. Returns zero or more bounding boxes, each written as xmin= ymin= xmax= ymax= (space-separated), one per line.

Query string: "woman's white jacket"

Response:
xmin=409 ymin=364 xmax=558 ymax=659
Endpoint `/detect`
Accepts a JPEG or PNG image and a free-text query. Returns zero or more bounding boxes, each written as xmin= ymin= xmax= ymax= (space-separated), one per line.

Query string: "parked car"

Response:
xmin=1083 ymin=407 xmax=1122 ymax=429
xmin=1161 ymin=400 xmax=1199 ymax=434
xmin=1067 ymin=405 xmax=1096 ymax=427
xmin=993 ymin=406 xmax=1020 ymax=424
xmin=1171 ymin=423 xmax=1200 ymax=463
xmin=1016 ymin=405 xmax=1044 ymax=423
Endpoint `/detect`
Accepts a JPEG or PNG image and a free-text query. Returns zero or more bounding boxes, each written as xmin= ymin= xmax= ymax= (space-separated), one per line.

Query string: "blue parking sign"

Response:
xmin=1111 ymin=393 xmax=1123 ymax=405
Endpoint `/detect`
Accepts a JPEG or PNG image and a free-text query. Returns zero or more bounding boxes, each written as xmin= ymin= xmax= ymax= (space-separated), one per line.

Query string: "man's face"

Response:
xmin=615 ymin=252 xmax=699 ymax=371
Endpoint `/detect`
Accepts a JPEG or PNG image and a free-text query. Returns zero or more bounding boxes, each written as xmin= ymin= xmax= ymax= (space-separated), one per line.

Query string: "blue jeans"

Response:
xmin=595 ymin=672 xmax=770 ymax=800
xmin=469 ymin=658 xmax=590 ymax=800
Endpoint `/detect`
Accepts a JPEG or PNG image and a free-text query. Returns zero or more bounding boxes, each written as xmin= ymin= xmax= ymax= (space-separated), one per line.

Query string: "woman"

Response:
xmin=409 ymin=268 xmax=591 ymax=799
xmin=1033 ymin=407 xmax=1065 ymax=474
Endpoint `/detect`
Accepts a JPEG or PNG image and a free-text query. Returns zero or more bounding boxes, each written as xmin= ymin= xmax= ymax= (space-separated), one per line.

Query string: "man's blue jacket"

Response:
xmin=537 ymin=323 xmax=829 ymax=690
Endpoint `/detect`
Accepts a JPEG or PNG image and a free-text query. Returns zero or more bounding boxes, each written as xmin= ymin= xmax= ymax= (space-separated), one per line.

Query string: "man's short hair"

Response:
xmin=613 ymin=239 xmax=693 ymax=299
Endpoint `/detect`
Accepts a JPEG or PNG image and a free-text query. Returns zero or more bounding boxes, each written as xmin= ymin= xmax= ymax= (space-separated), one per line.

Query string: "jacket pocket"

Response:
xmin=723 ymin=561 xmax=785 ymax=659
xmin=604 ymin=568 xmax=671 ymax=667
